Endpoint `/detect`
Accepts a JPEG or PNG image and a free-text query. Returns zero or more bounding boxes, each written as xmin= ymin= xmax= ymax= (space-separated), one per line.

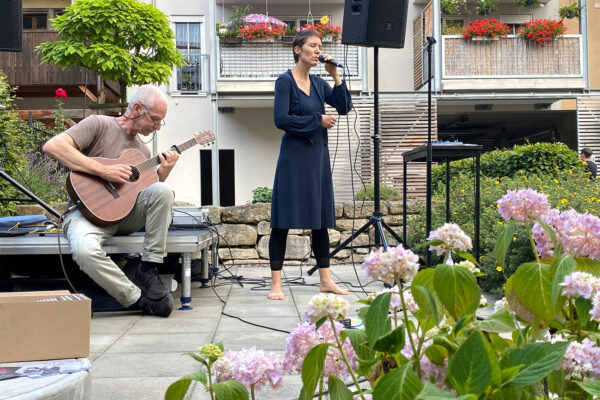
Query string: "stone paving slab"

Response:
xmin=84 ymin=264 xmax=498 ymax=400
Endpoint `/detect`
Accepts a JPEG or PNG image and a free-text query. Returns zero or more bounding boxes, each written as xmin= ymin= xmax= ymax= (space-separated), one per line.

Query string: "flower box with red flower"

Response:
xmin=239 ymin=23 xmax=286 ymax=41
xmin=518 ymin=18 xmax=566 ymax=46
xmin=300 ymin=16 xmax=342 ymax=42
xmin=462 ymin=18 xmax=510 ymax=40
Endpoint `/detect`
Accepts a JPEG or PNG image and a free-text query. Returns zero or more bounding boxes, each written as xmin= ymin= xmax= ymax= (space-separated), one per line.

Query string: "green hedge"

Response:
xmin=406 ymin=169 xmax=600 ymax=296
xmin=355 ymin=184 xmax=400 ymax=201
xmin=431 ymin=142 xmax=584 ymax=185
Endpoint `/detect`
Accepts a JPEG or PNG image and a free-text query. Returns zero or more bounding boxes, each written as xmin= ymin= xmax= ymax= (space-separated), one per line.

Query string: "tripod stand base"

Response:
xmin=306 ymin=214 xmax=404 ymax=276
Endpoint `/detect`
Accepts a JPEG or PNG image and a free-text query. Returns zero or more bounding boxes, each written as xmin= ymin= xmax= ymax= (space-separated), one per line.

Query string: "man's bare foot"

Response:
xmin=320 ymin=280 xmax=349 ymax=295
xmin=268 ymin=286 xmax=285 ymax=300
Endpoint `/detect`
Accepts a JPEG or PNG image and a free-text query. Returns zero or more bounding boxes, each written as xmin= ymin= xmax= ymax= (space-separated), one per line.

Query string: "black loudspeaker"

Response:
xmin=342 ymin=0 xmax=409 ymax=49
xmin=0 ymin=0 xmax=23 ymax=52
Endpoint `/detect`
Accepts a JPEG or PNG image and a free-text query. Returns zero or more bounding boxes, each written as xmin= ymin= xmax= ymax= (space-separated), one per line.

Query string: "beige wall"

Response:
xmin=23 ymin=0 xmax=71 ymax=9
xmin=587 ymin=0 xmax=600 ymax=89
xmin=218 ymin=108 xmax=282 ymax=205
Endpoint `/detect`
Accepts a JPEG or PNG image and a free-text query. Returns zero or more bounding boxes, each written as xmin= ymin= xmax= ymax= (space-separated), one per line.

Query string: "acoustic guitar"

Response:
xmin=66 ymin=130 xmax=215 ymax=226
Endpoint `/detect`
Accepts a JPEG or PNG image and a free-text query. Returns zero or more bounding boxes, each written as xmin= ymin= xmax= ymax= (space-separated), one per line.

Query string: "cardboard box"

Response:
xmin=0 ymin=290 xmax=91 ymax=362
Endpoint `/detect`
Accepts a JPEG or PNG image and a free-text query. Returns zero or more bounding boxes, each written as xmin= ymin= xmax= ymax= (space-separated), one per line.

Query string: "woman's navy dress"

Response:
xmin=271 ymin=69 xmax=353 ymax=229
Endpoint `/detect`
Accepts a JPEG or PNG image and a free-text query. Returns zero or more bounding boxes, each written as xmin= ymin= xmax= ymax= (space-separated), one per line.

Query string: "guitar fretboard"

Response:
xmin=134 ymin=136 xmax=204 ymax=175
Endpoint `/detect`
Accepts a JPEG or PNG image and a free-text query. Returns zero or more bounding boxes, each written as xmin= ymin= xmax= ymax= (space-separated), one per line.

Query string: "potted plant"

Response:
xmin=462 ymin=18 xmax=510 ymax=40
xmin=559 ymin=1 xmax=584 ymax=18
xmin=476 ymin=0 xmax=498 ymax=15
xmin=218 ymin=28 xmax=242 ymax=44
xmin=227 ymin=4 xmax=252 ymax=31
xmin=514 ymin=0 xmax=541 ymax=8
xmin=281 ymin=26 xmax=297 ymax=44
xmin=441 ymin=0 xmax=467 ymax=14
xmin=518 ymin=18 xmax=566 ymax=46
xmin=300 ymin=16 xmax=342 ymax=42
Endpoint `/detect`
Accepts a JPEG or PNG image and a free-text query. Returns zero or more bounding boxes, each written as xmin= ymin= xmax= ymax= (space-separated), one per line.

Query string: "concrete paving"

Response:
xmin=88 ymin=264 xmax=498 ymax=400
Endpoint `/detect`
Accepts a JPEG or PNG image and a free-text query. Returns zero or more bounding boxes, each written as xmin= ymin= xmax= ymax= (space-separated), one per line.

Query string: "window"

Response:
xmin=175 ymin=22 xmax=203 ymax=93
xmin=23 ymin=14 xmax=47 ymax=30
xmin=200 ymin=150 xmax=235 ymax=206
xmin=278 ymin=16 xmax=333 ymax=31
xmin=500 ymin=15 xmax=532 ymax=34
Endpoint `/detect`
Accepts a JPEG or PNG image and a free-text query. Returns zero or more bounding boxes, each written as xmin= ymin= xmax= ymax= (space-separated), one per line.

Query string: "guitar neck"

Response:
xmin=134 ymin=137 xmax=199 ymax=175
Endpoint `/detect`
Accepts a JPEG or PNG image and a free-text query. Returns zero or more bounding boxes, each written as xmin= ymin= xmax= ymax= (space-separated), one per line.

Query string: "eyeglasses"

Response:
xmin=141 ymin=104 xmax=166 ymax=127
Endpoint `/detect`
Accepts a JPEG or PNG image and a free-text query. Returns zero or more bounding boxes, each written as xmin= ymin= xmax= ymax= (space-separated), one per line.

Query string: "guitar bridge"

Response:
xmin=102 ymin=180 xmax=120 ymax=199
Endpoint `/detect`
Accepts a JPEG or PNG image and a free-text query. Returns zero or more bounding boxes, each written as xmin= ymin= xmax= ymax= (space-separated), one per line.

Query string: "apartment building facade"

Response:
xmin=5 ymin=0 xmax=599 ymax=206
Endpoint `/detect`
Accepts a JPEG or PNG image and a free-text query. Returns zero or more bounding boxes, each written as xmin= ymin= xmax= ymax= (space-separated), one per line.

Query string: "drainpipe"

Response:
xmin=210 ymin=0 xmax=221 ymax=205
xmin=580 ymin=0 xmax=589 ymax=88
xmin=433 ymin=0 xmax=442 ymax=92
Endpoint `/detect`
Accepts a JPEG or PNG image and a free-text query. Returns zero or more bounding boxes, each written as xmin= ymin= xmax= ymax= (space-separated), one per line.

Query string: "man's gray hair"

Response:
xmin=127 ymin=85 xmax=168 ymax=111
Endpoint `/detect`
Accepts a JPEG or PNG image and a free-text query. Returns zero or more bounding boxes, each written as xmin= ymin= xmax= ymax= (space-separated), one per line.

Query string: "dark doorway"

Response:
xmin=200 ymin=149 xmax=235 ymax=206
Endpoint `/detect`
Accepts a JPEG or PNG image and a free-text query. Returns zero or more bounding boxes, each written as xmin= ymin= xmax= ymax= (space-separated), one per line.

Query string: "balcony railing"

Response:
xmin=0 ymin=31 xmax=99 ymax=87
xmin=219 ymin=40 xmax=360 ymax=79
xmin=442 ymin=35 xmax=582 ymax=78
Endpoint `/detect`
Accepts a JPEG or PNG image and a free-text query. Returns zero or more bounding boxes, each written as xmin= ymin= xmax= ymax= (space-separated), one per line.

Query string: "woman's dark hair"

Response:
xmin=292 ymin=30 xmax=321 ymax=63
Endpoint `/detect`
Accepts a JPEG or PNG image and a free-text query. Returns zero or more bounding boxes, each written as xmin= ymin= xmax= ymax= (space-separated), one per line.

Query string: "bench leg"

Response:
xmin=179 ymin=252 xmax=193 ymax=310
xmin=200 ymin=247 xmax=209 ymax=287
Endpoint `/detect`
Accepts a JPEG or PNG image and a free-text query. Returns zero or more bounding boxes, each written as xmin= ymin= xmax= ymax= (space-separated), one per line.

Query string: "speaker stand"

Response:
xmin=307 ymin=46 xmax=407 ymax=276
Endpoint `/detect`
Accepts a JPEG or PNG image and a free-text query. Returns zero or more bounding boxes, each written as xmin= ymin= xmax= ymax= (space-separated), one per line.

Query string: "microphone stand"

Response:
xmin=307 ymin=46 xmax=408 ymax=276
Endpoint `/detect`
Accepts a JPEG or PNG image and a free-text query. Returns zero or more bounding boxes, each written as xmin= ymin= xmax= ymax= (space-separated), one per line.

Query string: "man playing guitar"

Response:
xmin=43 ymin=85 xmax=179 ymax=317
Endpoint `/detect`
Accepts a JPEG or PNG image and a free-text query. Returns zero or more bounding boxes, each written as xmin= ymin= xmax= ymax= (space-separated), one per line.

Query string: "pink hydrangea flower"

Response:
xmin=378 ymin=287 xmax=418 ymax=313
xmin=427 ymin=223 xmax=473 ymax=256
xmin=212 ymin=347 xmax=283 ymax=391
xmin=497 ymin=189 xmax=551 ymax=222
xmin=532 ymin=208 xmax=561 ymax=258
xmin=283 ymin=321 xmax=357 ymax=381
xmin=591 ymin=292 xmax=600 ymax=322
xmin=561 ymin=339 xmax=600 ymax=380
xmin=361 ymin=245 xmax=420 ymax=285
xmin=560 ymin=271 xmax=600 ymax=299
xmin=402 ymin=336 xmax=449 ymax=390
xmin=533 ymin=209 xmax=600 ymax=259
xmin=303 ymin=293 xmax=349 ymax=323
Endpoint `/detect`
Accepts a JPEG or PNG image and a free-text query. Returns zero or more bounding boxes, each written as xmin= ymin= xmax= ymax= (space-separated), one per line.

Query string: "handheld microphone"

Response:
xmin=318 ymin=55 xmax=344 ymax=68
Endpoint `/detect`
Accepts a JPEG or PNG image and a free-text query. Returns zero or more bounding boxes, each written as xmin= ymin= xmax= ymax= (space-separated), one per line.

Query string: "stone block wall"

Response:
xmin=212 ymin=200 xmax=421 ymax=267
xmin=15 ymin=200 xmax=421 ymax=267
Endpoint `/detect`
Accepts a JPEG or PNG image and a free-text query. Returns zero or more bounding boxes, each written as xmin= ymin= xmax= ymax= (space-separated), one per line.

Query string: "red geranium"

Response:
xmin=462 ymin=18 xmax=510 ymax=39
xmin=239 ymin=23 xmax=285 ymax=40
xmin=300 ymin=22 xmax=342 ymax=40
xmin=55 ymin=88 xmax=67 ymax=99
xmin=518 ymin=19 xmax=566 ymax=46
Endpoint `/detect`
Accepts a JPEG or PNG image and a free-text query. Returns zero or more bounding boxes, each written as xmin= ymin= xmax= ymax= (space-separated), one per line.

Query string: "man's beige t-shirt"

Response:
xmin=64 ymin=115 xmax=151 ymax=159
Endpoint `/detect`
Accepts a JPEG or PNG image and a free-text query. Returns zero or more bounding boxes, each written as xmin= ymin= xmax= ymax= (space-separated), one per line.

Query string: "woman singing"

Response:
xmin=268 ymin=30 xmax=353 ymax=300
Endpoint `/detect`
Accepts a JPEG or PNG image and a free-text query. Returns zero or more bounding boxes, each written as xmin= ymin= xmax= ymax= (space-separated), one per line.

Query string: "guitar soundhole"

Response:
xmin=129 ymin=167 xmax=140 ymax=182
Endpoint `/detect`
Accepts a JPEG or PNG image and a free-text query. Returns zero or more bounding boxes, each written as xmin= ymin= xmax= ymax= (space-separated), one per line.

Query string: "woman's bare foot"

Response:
xmin=268 ymin=270 xmax=285 ymax=300
xmin=320 ymin=280 xmax=349 ymax=295
xmin=268 ymin=286 xmax=285 ymax=300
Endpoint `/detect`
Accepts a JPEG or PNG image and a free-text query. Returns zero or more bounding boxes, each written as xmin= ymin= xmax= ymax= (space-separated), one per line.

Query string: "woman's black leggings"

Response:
xmin=269 ymin=227 xmax=330 ymax=271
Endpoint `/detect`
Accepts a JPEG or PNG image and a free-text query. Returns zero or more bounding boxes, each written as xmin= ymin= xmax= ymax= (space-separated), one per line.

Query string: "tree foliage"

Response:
xmin=36 ymin=0 xmax=185 ymax=99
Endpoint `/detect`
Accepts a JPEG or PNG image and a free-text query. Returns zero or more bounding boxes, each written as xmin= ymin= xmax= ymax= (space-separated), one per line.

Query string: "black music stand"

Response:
xmin=402 ymin=143 xmax=482 ymax=267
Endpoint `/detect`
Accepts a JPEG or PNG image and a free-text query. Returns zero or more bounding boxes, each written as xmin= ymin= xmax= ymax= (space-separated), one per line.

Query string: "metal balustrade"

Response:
xmin=219 ymin=40 xmax=361 ymax=79
xmin=442 ymin=35 xmax=582 ymax=78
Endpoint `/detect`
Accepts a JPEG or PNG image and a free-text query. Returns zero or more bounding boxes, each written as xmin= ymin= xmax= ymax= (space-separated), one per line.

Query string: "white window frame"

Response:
xmin=277 ymin=15 xmax=334 ymax=31
xmin=170 ymin=16 xmax=208 ymax=96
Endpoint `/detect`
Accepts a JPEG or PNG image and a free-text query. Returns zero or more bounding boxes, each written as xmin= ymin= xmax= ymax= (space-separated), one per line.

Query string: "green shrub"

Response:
xmin=406 ymin=169 xmax=600 ymax=296
xmin=252 ymin=186 xmax=272 ymax=203
xmin=431 ymin=142 xmax=584 ymax=185
xmin=355 ymin=184 xmax=400 ymax=201
xmin=0 ymin=72 xmax=65 ymax=215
